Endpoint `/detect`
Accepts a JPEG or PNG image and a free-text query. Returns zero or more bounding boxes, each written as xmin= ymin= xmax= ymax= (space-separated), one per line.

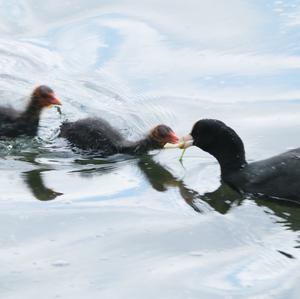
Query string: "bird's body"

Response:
xmin=60 ymin=118 xmax=126 ymax=155
xmin=60 ymin=117 xmax=178 ymax=156
xmin=0 ymin=105 xmax=41 ymax=137
xmin=227 ymin=148 xmax=300 ymax=201
xmin=0 ymin=86 xmax=61 ymax=138
xmin=183 ymin=119 xmax=300 ymax=202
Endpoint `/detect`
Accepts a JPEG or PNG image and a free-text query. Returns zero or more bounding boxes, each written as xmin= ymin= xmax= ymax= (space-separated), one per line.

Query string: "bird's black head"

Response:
xmin=31 ymin=85 xmax=61 ymax=107
xmin=190 ymin=119 xmax=228 ymax=151
xmin=188 ymin=119 xmax=247 ymax=174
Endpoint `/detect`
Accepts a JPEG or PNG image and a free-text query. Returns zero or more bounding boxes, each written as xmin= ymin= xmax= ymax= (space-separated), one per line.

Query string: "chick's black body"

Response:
xmin=60 ymin=118 xmax=176 ymax=156
xmin=189 ymin=119 xmax=300 ymax=202
xmin=0 ymin=85 xmax=60 ymax=138
xmin=0 ymin=104 xmax=41 ymax=137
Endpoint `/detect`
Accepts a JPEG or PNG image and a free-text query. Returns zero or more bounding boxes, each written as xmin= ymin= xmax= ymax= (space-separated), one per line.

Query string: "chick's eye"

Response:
xmin=157 ymin=126 xmax=171 ymax=138
xmin=41 ymin=90 xmax=51 ymax=97
xmin=38 ymin=86 xmax=53 ymax=97
xmin=40 ymin=92 xmax=48 ymax=98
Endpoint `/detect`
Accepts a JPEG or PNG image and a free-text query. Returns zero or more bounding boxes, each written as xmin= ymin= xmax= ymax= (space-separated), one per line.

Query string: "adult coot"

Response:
xmin=179 ymin=119 xmax=300 ymax=202
xmin=0 ymin=85 xmax=61 ymax=138
xmin=60 ymin=118 xmax=179 ymax=156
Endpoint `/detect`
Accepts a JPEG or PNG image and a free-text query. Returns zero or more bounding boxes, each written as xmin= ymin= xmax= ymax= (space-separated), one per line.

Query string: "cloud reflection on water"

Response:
xmin=0 ymin=1 xmax=300 ymax=298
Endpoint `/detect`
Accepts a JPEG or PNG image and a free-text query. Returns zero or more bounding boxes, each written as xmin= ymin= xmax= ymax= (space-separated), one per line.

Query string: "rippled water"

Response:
xmin=1 ymin=1 xmax=300 ymax=298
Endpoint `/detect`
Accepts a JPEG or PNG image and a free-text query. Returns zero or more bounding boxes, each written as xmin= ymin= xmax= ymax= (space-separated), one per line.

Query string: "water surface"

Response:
xmin=0 ymin=1 xmax=300 ymax=298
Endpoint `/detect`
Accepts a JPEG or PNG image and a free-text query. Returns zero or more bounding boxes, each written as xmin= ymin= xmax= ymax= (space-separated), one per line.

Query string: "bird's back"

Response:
xmin=0 ymin=106 xmax=19 ymax=122
xmin=0 ymin=106 xmax=20 ymax=136
xmin=60 ymin=117 xmax=126 ymax=155
xmin=227 ymin=148 xmax=300 ymax=202
xmin=0 ymin=105 xmax=40 ymax=137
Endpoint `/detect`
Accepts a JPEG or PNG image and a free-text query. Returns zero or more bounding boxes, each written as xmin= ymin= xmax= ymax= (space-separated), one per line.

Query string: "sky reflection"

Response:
xmin=0 ymin=1 xmax=300 ymax=298
xmin=0 ymin=0 xmax=299 ymax=103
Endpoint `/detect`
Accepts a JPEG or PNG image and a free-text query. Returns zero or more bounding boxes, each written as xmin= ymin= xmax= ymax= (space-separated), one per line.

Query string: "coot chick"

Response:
xmin=180 ymin=119 xmax=300 ymax=202
xmin=60 ymin=117 xmax=179 ymax=156
xmin=0 ymin=85 xmax=61 ymax=138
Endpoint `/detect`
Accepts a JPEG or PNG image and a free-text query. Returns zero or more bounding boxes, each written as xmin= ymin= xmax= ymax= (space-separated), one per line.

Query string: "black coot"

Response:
xmin=181 ymin=119 xmax=300 ymax=202
xmin=0 ymin=85 xmax=61 ymax=138
xmin=60 ymin=117 xmax=179 ymax=156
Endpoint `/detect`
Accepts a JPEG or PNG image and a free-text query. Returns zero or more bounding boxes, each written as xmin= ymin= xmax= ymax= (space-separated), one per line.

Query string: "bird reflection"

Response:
xmin=137 ymin=155 xmax=243 ymax=214
xmin=23 ymin=169 xmax=63 ymax=201
xmin=20 ymin=152 xmax=300 ymax=232
xmin=137 ymin=156 xmax=300 ymax=232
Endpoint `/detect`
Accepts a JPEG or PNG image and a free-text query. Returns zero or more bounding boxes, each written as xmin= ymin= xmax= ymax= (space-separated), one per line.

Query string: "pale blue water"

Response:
xmin=0 ymin=1 xmax=300 ymax=298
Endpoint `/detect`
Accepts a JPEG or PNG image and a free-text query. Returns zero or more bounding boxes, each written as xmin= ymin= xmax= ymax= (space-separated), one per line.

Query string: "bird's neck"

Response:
xmin=18 ymin=98 xmax=43 ymax=135
xmin=21 ymin=98 xmax=43 ymax=120
xmin=205 ymin=132 xmax=247 ymax=178
xmin=213 ymin=149 xmax=247 ymax=178
xmin=120 ymin=136 xmax=161 ymax=154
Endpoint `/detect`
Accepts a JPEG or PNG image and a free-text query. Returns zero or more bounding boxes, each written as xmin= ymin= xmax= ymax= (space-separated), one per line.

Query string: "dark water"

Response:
xmin=1 ymin=1 xmax=300 ymax=298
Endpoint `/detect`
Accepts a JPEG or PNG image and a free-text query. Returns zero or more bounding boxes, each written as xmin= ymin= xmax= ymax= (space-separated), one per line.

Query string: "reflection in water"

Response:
xmin=255 ymin=197 xmax=300 ymax=232
xmin=181 ymin=183 xmax=243 ymax=214
xmin=137 ymin=155 xmax=209 ymax=213
xmin=18 ymin=149 xmax=300 ymax=235
xmin=23 ymin=169 xmax=63 ymax=201
xmin=137 ymin=156 xmax=300 ymax=233
xmin=1 ymin=0 xmax=300 ymax=296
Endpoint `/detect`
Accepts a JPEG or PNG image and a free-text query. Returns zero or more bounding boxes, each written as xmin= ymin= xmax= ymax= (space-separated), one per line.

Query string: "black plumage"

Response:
xmin=0 ymin=85 xmax=61 ymax=138
xmin=60 ymin=117 xmax=178 ymax=156
xmin=184 ymin=119 xmax=300 ymax=202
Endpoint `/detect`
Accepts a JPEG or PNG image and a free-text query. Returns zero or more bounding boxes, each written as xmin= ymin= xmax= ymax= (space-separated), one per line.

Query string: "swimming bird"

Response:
xmin=60 ymin=117 xmax=179 ymax=156
xmin=179 ymin=119 xmax=300 ymax=202
xmin=0 ymin=85 xmax=61 ymax=138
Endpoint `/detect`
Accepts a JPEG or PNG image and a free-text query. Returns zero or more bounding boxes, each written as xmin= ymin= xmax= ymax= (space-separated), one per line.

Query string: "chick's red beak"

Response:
xmin=48 ymin=93 xmax=62 ymax=106
xmin=169 ymin=131 xmax=179 ymax=144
